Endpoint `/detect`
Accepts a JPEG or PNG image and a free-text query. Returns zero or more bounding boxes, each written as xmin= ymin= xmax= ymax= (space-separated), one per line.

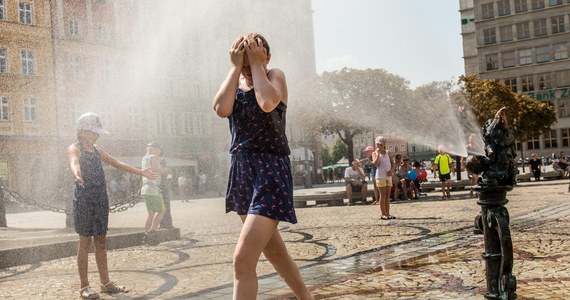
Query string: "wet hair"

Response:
xmin=244 ymin=32 xmax=270 ymax=56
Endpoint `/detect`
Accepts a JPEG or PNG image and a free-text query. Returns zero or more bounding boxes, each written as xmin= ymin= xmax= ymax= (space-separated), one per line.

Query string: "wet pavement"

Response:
xmin=1 ymin=177 xmax=570 ymax=299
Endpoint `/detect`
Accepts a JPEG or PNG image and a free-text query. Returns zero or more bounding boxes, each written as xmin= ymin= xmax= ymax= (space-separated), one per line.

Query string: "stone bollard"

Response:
xmin=0 ymin=178 xmax=7 ymax=227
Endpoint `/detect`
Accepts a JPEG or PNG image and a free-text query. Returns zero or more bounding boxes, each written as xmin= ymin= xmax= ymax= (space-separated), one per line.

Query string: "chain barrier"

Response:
xmin=3 ymin=187 xmax=142 ymax=214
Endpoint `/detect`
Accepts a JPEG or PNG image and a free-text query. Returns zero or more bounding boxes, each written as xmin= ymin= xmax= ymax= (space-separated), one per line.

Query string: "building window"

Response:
xmin=483 ymin=28 xmax=497 ymax=45
xmin=515 ymin=0 xmax=528 ymax=12
xmin=538 ymin=73 xmax=552 ymax=90
xmin=561 ymin=128 xmax=570 ymax=147
xmin=549 ymin=0 xmax=563 ymax=5
xmin=531 ymin=0 xmax=546 ymax=9
xmin=0 ymin=48 xmax=6 ymax=73
xmin=69 ymin=19 xmax=79 ymax=36
xmin=551 ymin=16 xmax=565 ymax=33
xmin=554 ymin=43 xmax=568 ymax=60
xmin=521 ymin=75 xmax=535 ymax=92
xmin=497 ymin=0 xmax=511 ymax=15
xmin=0 ymin=0 xmax=5 ymax=20
xmin=499 ymin=25 xmax=513 ymax=42
xmin=516 ymin=22 xmax=530 ymax=39
xmin=559 ymin=99 xmax=570 ymax=118
xmin=394 ymin=145 xmax=399 ymax=152
xmin=481 ymin=3 xmax=494 ymax=19
xmin=527 ymin=134 xmax=540 ymax=150
xmin=544 ymin=130 xmax=558 ymax=148
xmin=184 ymin=112 xmax=194 ymax=135
xmin=555 ymin=70 xmax=570 ymax=87
xmin=23 ymin=97 xmax=36 ymax=122
xmin=0 ymin=96 xmax=8 ymax=121
xmin=20 ymin=49 xmax=34 ymax=76
xmin=98 ymin=24 xmax=109 ymax=42
xmin=503 ymin=78 xmax=517 ymax=92
xmin=98 ymin=105 xmax=113 ymax=130
xmin=486 ymin=54 xmax=499 ymax=70
xmin=534 ymin=18 xmax=547 ymax=36
xmin=100 ymin=59 xmax=109 ymax=82
xmin=536 ymin=46 xmax=550 ymax=63
xmin=69 ymin=55 xmax=81 ymax=80
xmin=127 ymin=105 xmax=139 ymax=129
xmin=18 ymin=2 xmax=32 ymax=25
xmin=502 ymin=51 xmax=516 ymax=67
xmin=519 ymin=48 xmax=533 ymax=65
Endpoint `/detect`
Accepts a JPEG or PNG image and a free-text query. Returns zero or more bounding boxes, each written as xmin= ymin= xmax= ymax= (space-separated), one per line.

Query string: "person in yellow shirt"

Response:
xmin=434 ymin=145 xmax=455 ymax=199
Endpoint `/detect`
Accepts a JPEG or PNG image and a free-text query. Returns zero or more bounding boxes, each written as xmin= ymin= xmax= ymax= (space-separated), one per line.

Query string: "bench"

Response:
xmin=420 ymin=179 xmax=472 ymax=192
xmin=293 ymin=189 xmax=376 ymax=208
xmin=517 ymin=170 xmax=563 ymax=182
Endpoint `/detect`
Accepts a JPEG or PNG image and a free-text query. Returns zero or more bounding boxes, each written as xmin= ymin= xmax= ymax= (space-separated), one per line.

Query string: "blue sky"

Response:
xmin=311 ymin=0 xmax=465 ymax=88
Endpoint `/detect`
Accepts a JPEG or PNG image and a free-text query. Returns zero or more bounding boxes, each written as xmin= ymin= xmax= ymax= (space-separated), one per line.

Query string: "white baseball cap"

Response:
xmin=76 ymin=112 xmax=109 ymax=135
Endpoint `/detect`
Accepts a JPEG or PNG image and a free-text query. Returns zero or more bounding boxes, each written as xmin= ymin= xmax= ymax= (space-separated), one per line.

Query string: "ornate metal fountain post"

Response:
xmin=465 ymin=107 xmax=517 ymax=300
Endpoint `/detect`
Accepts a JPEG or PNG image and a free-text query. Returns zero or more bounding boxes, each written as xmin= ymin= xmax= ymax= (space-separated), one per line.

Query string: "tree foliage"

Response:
xmin=331 ymin=139 xmax=348 ymax=164
xmin=458 ymin=74 xmax=557 ymax=142
xmin=321 ymin=144 xmax=333 ymax=166
xmin=299 ymin=68 xmax=410 ymax=163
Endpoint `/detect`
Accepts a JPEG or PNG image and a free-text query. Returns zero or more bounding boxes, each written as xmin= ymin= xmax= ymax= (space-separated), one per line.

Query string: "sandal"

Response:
xmin=100 ymin=281 xmax=128 ymax=294
xmin=80 ymin=286 xmax=100 ymax=299
xmin=381 ymin=215 xmax=389 ymax=220
xmin=388 ymin=215 xmax=396 ymax=219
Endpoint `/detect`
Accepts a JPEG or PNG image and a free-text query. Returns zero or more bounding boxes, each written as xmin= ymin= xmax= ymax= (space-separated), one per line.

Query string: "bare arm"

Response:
xmin=96 ymin=145 xmax=158 ymax=179
xmin=67 ymin=144 xmax=84 ymax=187
xmin=213 ymin=36 xmax=247 ymax=118
xmin=252 ymin=66 xmax=287 ymax=112
xmin=246 ymin=37 xmax=287 ymax=111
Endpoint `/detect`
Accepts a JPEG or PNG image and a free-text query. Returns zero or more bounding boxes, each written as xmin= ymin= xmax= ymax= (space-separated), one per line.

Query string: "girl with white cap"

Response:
xmin=68 ymin=112 xmax=158 ymax=299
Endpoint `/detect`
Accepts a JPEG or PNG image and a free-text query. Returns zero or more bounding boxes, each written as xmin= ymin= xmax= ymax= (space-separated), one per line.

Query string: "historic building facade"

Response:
xmin=0 ymin=0 xmax=318 ymax=199
xmin=460 ymin=0 xmax=570 ymax=158
xmin=0 ymin=0 xmax=58 ymax=198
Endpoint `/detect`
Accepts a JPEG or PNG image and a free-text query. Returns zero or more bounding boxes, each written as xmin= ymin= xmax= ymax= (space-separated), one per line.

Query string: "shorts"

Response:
xmin=375 ymin=178 xmax=392 ymax=188
xmin=347 ymin=182 xmax=365 ymax=192
xmin=439 ymin=173 xmax=451 ymax=182
xmin=226 ymin=152 xmax=297 ymax=224
xmin=142 ymin=194 xmax=165 ymax=212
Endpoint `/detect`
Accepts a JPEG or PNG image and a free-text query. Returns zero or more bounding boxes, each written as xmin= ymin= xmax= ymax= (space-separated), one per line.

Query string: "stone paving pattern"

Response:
xmin=1 ymin=179 xmax=570 ymax=299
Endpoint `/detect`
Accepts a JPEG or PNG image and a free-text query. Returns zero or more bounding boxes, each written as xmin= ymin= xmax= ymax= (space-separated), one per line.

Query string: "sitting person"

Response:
xmin=528 ymin=153 xmax=542 ymax=181
xmin=344 ymin=160 xmax=368 ymax=205
xmin=410 ymin=161 xmax=423 ymax=199
xmin=395 ymin=157 xmax=412 ymax=201
xmin=558 ymin=151 xmax=570 ymax=177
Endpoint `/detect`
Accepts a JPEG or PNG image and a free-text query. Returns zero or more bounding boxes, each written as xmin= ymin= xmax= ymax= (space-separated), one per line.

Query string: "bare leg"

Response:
xmin=383 ymin=185 xmax=391 ymax=216
xmin=233 ymin=215 xmax=306 ymax=299
xmin=145 ymin=211 xmax=154 ymax=232
xmin=77 ymin=236 xmax=92 ymax=288
xmin=150 ymin=211 xmax=166 ymax=231
xmin=93 ymin=235 xmax=111 ymax=285
xmin=377 ymin=186 xmax=389 ymax=216
xmin=345 ymin=184 xmax=353 ymax=205
xmin=263 ymin=227 xmax=313 ymax=299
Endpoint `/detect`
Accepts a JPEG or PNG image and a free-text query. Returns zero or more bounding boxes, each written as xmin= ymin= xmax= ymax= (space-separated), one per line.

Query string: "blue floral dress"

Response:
xmin=225 ymin=88 xmax=297 ymax=223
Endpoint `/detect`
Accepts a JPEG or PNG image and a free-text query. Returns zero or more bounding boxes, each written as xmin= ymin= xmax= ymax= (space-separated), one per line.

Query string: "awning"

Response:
xmin=322 ymin=163 xmax=349 ymax=170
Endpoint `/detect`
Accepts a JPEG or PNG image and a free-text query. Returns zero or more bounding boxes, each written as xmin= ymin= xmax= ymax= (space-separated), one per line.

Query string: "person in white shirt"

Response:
xmin=344 ymin=159 xmax=368 ymax=205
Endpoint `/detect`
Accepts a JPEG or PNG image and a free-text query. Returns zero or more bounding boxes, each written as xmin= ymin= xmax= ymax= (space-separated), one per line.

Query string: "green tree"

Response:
xmin=321 ymin=144 xmax=333 ymax=167
xmin=331 ymin=139 xmax=348 ymax=164
xmin=298 ymin=68 xmax=410 ymax=164
xmin=458 ymin=74 xmax=557 ymax=171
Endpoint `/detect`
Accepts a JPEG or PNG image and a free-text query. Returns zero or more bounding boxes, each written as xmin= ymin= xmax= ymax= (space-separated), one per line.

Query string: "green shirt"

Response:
xmin=434 ymin=154 xmax=453 ymax=175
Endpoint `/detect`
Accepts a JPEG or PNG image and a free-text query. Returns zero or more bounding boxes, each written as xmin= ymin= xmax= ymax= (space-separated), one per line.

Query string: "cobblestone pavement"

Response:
xmin=1 ymin=179 xmax=570 ymax=299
